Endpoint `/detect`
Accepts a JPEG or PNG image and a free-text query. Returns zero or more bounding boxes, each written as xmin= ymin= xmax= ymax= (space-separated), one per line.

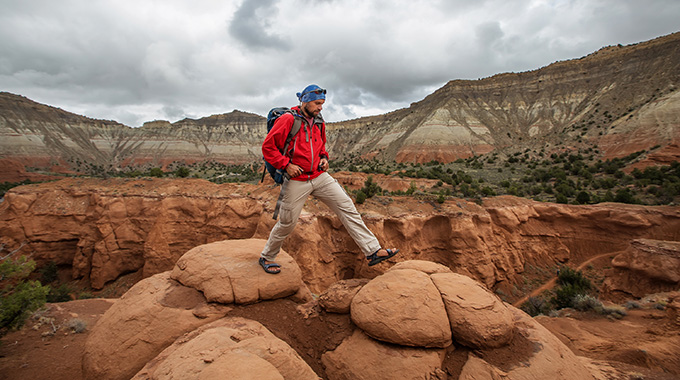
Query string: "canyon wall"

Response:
xmin=1 ymin=178 xmax=678 ymax=297
xmin=1 ymin=33 xmax=679 ymax=181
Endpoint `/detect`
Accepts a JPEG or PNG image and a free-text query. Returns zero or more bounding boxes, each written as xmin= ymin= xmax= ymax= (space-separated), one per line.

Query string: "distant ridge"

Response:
xmin=1 ymin=32 xmax=678 ymax=178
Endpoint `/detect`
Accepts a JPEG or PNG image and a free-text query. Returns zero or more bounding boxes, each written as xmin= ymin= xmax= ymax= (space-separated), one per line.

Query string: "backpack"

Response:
xmin=261 ymin=107 xmax=303 ymax=184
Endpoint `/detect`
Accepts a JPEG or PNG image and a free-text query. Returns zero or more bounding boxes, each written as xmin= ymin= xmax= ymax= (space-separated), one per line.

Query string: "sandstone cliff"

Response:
xmin=1 ymin=178 xmax=678 ymax=298
xmin=1 ymin=33 xmax=679 ymax=179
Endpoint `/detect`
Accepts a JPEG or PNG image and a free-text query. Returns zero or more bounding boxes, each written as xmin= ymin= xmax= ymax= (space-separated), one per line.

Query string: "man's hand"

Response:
xmin=286 ymin=163 xmax=303 ymax=178
xmin=318 ymin=158 xmax=329 ymax=171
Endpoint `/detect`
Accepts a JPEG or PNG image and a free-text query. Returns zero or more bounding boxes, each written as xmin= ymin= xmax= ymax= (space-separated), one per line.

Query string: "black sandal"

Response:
xmin=366 ymin=248 xmax=399 ymax=266
xmin=259 ymin=257 xmax=281 ymax=274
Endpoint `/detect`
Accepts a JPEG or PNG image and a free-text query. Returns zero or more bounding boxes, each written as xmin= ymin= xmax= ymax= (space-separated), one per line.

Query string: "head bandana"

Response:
xmin=297 ymin=84 xmax=326 ymax=103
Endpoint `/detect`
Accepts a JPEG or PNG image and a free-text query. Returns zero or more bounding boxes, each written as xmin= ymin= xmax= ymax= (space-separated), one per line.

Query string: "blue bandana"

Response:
xmin=297 ymin=84 xmax=326 ymax=103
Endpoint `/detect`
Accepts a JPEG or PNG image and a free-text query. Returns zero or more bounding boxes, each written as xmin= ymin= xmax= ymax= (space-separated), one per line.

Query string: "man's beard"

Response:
xmin=302 ymin=104 xmax=319 ymax=117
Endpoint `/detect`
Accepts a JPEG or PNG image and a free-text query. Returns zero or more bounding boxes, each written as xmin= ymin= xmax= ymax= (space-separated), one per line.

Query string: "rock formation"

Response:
xmin=1 ymin=33 xmax=679 ymax=180
xmin=83 ymin=238 xmax=602 ymax=379
xmin=83 ymin=239 xmax=313 ymax=380
xmin=602 ymin=239 xmax=680 ymax=300
xmin=1 ymin=178 xmax=679 ymax=300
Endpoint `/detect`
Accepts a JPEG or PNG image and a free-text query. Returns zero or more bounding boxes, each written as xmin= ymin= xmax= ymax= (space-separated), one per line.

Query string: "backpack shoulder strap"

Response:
xmin=282 ymin=115 xmax=302 ymax=155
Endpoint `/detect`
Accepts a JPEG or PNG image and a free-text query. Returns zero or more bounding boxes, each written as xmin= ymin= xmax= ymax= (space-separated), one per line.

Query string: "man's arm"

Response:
xmin=262 ymin=114 xmax=294 ymax=170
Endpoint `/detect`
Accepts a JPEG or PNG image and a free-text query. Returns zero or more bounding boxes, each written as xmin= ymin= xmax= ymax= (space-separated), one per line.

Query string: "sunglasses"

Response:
xmin=303 ymin=88 xmax=326 ymax=96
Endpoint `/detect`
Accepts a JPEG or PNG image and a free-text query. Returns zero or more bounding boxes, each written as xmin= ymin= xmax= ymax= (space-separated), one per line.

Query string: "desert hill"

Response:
xmin=1 ymin=32 xmax=679 ymax=180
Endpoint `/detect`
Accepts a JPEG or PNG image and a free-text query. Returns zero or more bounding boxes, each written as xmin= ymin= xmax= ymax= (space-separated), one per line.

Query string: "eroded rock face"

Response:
xmin=603 ymin=239 xmax=680 ymax=299
xmin=132 ymin=317 xmax=318 ymax=380
xmin=5 ymin=33 xmax=679 ymax=175
xmin=1 ymin=178 xmax=679 ymax=299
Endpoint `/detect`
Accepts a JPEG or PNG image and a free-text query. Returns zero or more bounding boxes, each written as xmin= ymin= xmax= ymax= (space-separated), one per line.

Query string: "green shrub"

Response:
xmin=355 ymin=190 xmax=367 ymax=204
xmin=47 ymin=283 xmax=72 ymax=303
xmin=550 ymin=267 xmax=592 ymax=310
xmin=175 ymin=166 xmax=190 ymax=178
xmin=1 ymin=256 xmax=50 ymax=335
xmin=148 ymin=167 xmax=164 ymax=177
xmin=576 ymin=191 xmax=591 ymax=204
xmin=360 ymin=176 xmax=382 ymax=199
xmin=521 ymin=296 xmax=553 ymax=317
xmin=39 ymin=261 xmax=58 ymax=284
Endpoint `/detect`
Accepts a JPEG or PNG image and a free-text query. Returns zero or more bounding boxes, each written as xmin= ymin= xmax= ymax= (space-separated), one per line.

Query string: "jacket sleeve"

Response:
xmin=262 ymin=113 xmax=294 ymax=170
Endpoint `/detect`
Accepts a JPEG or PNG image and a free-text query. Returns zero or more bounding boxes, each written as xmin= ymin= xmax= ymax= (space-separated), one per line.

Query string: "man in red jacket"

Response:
xmin=259 ymin=84 xmax=398 ymax=274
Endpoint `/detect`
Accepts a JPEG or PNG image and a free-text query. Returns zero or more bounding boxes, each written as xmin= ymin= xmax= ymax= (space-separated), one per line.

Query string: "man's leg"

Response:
xmin=261 ymin=179 xmax=313 ymax=262
xmin=311 ymin=173 xmax=382 ymax=257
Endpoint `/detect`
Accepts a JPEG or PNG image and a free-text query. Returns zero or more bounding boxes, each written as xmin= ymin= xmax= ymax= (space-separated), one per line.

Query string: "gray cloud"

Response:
xmin=0 ymin=0 xmax=678 ymax=127
xmin=229 ymin=0 xmax=291 ymax=50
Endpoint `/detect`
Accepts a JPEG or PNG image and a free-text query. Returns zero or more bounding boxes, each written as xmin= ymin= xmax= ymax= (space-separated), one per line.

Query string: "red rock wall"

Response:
xmin=1 ymin=178 xmax=678 ymax=295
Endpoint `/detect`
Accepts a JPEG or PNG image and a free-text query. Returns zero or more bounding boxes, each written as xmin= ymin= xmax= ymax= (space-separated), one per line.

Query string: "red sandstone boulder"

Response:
xmin=83 ymin=238 xmax=311 ymax=380
xmin=388 ymin=259 xmax=453 ymax=274
xmin=132 ymin=317 xmax=318 ymax=380
xmin=431 ymin=272 xmax=515 ymax=348
xmin=82 ymin=272 xmax=230 ymax=380
xmin=318 ymin=278 xmax=369 ymax=314
xmin=170 ymin=239 xmax=308 ymax=304
xmin=321 ymin=330 xmax=445 ymax=380
xmin=350 ymin=268 xmax=452 ymax=348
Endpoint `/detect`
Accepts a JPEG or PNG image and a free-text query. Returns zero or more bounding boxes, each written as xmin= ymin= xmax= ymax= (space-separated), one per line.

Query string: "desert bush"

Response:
xmin=175 ymin=166 xmax=190 ymax=178
xmin=360 ymin=176 xmax=383 ymax=199
xmin=520 ymin=296 xmax=553 ymax=317
xmin=573 ymin=294 xmax=602 ymax=312
xmin=355 ymin=190 xmax=367 ymax=204
xmin=600 ymin=305 xmax=627 ymax=319
xmin=576 ymin=191 xmax=591 ymax=204
xmin=1 ymin=256 xmax=50 ymax=336
xmin=47 ymin=283 xmax=72 ymax=303
xmin=39 ymin=261 xmax=58 ymax=284
xmin=66 ymin=318 xmax=87 ymax=333
xmin=551 ymin=267 xmax=592 ymax=309
xmin=148 ymin=167 xmax=164 ymax=177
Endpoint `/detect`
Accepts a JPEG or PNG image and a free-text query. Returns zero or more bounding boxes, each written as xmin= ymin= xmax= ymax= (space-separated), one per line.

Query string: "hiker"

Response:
xmin=259 ymin=84 xmax=399 ymax=274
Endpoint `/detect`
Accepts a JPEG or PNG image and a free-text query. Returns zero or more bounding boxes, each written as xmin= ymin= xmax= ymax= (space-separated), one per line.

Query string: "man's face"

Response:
xmin=302 ymin=99 xmax=325 ymax=117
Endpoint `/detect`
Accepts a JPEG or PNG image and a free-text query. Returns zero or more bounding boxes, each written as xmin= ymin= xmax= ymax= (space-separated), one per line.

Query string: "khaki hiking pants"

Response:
xmin=261 ymin=172 xmax=381 ymax=261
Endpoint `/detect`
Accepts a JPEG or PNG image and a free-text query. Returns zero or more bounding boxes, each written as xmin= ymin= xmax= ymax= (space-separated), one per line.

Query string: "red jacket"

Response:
xmin=262 ymin=106 xmax=329 ymax=182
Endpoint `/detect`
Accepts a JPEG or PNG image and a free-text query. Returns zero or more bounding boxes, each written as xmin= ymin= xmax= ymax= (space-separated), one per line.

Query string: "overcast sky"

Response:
xmin=1 ymin=0 xmax=679 ymax=127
